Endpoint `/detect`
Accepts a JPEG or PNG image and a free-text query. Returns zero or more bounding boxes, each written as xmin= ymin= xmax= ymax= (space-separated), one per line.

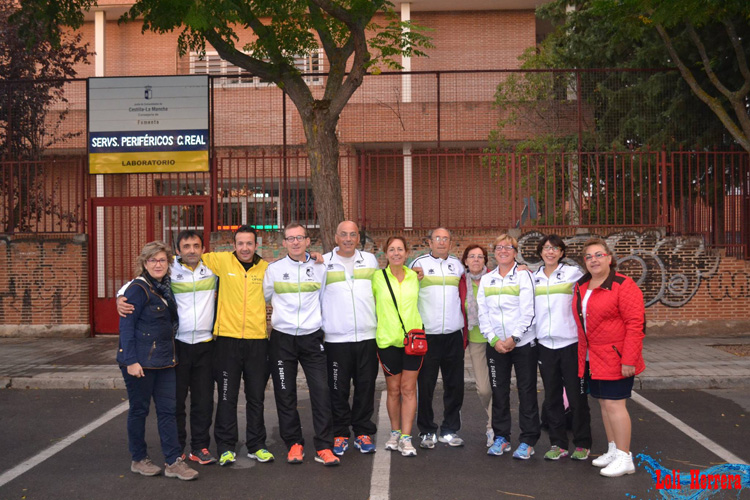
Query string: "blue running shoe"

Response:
xmin=354 ymin=435 xmax=376 ymax=454
xmin=333 ymin=437 xmax=349 ymax=456
xmin=513 ymin=443 xmax=535 ymax=460
xmin=488 ymin=437 xmax=511 ymax=456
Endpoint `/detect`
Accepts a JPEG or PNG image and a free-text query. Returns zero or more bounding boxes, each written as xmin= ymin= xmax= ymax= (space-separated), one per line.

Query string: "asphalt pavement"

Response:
xmin=1 ymin=335 xmax=749 ymax=391
xmin=2 ymin=335 xmax=750 ymax=499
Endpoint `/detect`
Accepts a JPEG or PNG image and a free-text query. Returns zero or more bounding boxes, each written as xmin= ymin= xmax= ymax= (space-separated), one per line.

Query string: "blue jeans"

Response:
xmin=121 ymin=366 xmax=181 ymax=464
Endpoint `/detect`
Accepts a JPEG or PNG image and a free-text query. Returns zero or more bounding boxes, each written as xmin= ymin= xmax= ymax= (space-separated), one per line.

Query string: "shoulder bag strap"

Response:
xmin=382 ymin=269 xmax=408 ymax=339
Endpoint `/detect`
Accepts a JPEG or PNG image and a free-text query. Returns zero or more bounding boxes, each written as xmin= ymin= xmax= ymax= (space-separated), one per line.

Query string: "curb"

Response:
xmin=637 ymin=376 xmax=750 ymax=391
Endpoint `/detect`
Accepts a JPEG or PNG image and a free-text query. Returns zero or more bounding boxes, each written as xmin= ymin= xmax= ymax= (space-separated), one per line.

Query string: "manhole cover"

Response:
xmin=710 ymin=344 xmax=750 ymax=357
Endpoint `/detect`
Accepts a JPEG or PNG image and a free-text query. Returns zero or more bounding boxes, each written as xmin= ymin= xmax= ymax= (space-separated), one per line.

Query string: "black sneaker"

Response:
xmin=189 ymin=448 xmax=217 ymax=465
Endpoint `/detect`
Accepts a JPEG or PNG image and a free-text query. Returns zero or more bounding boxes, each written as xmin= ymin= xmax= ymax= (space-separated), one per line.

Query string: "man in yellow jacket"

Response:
xmin=201 ymin=225 xmax=273 ymax=467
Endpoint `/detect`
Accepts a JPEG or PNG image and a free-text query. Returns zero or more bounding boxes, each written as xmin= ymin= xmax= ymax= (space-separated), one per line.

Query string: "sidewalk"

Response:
xmin=1 ymin=335 xmax=749 ymax=390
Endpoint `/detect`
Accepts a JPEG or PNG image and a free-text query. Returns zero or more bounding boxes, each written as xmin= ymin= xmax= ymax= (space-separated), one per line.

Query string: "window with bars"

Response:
xmin=189 ymin=50 xmax=324 ymax=87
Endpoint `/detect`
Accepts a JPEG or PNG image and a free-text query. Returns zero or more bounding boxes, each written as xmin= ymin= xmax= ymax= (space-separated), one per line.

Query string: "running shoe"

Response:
xmin=487 ymin=437 xmax=511 ymax=456
xmin=218 ymin=450 xmax=236 ymax=466
xmin=315 ymin=449 xmax=341 ymax=466
xmin=544 ymin=446 xmax=569 ymax=460
xmin=287 ymin=443 xmax=304 ymax=464
xmin=333 ymin=437 xmax=349 ymax=456
xmin=189 ymin=448 xmax=217 ymax=465
xmin=354 ymin=435 xmax=376 ymax=454
xmin=248 ymin=448 xmax=275 ymax=462
xmin=512 ymin=443 xmax=535 ymax=460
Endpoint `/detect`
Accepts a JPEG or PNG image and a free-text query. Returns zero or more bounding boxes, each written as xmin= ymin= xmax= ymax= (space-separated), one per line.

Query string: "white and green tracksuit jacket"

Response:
xmin=321 ymin=248 xmax=378 ymax=343
xmin=409 ymin=253 xmax=465 ymax=335
xmin=263 ymin=253 xmax=326 ymax=336
xmin=169 ymin=258 xmax=217 ymax=344
xmin=477 ymin=263 xmax=536 ymax=347
xmin=533 ymin=263 xmax=583 ymax=350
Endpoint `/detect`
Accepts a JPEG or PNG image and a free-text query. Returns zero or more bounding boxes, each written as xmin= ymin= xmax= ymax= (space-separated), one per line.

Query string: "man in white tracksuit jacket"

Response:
xmin=409 ymin=227 xmax=466 ymax=449
xmin=322 ymin=221 xmax=379 ymax=456
xmin=263 ymin=223 xmax=339 ymax=466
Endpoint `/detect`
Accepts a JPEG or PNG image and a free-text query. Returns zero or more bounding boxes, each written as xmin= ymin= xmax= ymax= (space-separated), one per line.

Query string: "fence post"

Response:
xmin=660 ymin=148 xmax=668 ymax=229
xmin=358 ymin=151 xmax=366 ymax=229
xmin=436 ymin=72 xmax=441 ymax=148
xmin=6 ymin=162 xmax=13 ymax=234
xmin=511 ymin=152 xmax=517 ymax=225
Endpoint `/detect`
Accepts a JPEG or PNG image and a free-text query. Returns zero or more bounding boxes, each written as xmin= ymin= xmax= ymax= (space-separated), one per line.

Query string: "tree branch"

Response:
xmin=307 ymin=0 xmax=357 ymax=28
xmin=685 ymin=22 xmax=731 ymax=98
xmin=655 ymin=23 xmax=750 ymax=152
xmin=307 ymin=1 xmax=338 ymax=57
xmin=722 ymin=18 xmax=750 ymax=94
xmin=687 ymin=20 xmax=750 ymax=144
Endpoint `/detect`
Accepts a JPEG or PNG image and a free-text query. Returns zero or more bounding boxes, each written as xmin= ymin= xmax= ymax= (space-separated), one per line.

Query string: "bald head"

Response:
xmin=335 ymin=220 xmax=360 ymax=257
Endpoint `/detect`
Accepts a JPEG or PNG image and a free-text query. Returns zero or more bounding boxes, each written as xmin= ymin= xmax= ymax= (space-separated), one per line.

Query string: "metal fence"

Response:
xmin=1 ymin=69 xmax=748 ymax=257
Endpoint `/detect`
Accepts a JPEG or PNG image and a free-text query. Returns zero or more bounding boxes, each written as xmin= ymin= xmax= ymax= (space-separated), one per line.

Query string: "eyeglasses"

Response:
xmin=495 ymin=245 xmax=516 ymax=251
xmin=467 ymin=254 xmax=485 ymax=260
xmin=584 ymin=252 xmax=609 ymax=261
xmin=337 ymin=232 xmax=358 ymax=238
xmin=147 ymin=258 xmax=168 ymax=265
xmin=284 ymin=235 xmax=307 ymax=242
xmin=542 ymin=245 xmax=561 ymax=252
xmin=432 ymin=236 xmax=450 ymax=243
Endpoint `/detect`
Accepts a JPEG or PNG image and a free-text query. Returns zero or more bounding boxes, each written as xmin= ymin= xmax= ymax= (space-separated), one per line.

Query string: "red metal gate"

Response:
xmin=88 ymin=196 xmax=211 ymax=335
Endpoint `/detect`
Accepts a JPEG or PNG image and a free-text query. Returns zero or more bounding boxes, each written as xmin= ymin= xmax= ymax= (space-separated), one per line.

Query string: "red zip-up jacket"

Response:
xmin=573 ymin=269 xmax=646 ymax=380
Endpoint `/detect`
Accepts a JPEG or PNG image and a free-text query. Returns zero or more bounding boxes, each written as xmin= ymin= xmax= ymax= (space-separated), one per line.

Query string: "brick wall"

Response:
xmin=3 ymin=228 xmax=749 ymax=337
xmin=252 ymin=226 xmax=750 ymax=336
xmin=0 ymin=235 xmax=89 ymax=337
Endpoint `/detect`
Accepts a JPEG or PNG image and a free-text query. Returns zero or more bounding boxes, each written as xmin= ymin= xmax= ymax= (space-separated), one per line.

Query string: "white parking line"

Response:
xmin=0 ymin=401 xmax=130 ymax=488
xmin=369 ymin=390 xmax=392 ymax=500
xmin=631 ymin=391 xmax=747 ymax=465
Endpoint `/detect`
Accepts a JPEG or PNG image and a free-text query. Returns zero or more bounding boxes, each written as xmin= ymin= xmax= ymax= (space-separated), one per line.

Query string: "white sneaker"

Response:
xmin=600 ymin=449 xmax=636 ymax=477
xmin=592 ymin=441 xmax=617 ymax=467
xmin=398 ymin=436 xmax=417 ymax=457
xmin=420 ymin=433 xmax=437 ymax=449
xmin=385 ymin=430 xmax=401 ymax=451
xmin=438 ymin=433 xmax=465 ymax=447
xmin=486 ymin=429 xmax=495 ymax=448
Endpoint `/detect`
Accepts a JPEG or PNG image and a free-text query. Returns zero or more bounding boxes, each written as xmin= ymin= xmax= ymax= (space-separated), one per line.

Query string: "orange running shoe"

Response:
xmin=287 ymin=443 xmax=304 ymax=464
xmin=315 ymin=449 xmax=341 ymax=466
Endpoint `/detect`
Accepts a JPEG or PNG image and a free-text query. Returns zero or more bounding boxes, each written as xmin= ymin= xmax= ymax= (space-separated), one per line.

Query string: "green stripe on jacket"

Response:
xmin=274 ymin=282 xmax=321 ymax=293
xmin=420 ymin=275 xmax=460 ymax=288
xmin=483 ymin=285 xmax=520 ymax=296
xmin=171 ymin=277 xmax=217 ymax=294
xmin=534 ymin=282 xmax=574 ymax=295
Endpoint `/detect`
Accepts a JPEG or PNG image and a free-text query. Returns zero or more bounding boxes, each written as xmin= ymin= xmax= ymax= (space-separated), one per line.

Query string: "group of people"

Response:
xmin=116 ymin=223 xmax=646 ymax=481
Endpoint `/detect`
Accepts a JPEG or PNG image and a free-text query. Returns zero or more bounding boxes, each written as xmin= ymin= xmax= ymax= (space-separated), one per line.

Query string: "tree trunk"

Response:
xmin=303 ymin=108 xmax=345 ymax=252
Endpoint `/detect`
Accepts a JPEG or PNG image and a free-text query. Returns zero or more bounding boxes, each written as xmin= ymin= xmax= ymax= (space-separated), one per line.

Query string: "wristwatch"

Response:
xmin=511 ymin=335 xmax=521 ymax=344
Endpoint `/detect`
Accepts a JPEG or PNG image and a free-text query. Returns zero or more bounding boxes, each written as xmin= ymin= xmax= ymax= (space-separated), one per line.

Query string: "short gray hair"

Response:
xmin=427 ymin=227 xmax=451 ymax=240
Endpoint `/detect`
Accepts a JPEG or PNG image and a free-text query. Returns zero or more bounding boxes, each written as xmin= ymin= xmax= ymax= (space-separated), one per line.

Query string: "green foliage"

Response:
xmin=1 ymin=3 xmax=90 ymax=232
xmin=535 ymin=0 xmax=749 ymax=150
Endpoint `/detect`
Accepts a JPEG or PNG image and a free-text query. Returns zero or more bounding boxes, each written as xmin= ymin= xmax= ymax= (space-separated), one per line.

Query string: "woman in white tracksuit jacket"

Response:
xmin=533 ymin=234 xmax=592 ymax=462
xmin=477 ymin=234 xmax=539 ymax=460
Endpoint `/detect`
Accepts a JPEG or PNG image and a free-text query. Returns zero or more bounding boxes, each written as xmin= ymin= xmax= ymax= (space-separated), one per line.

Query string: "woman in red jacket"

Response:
xmin=573 ymin=238 xmax=645 ymax=478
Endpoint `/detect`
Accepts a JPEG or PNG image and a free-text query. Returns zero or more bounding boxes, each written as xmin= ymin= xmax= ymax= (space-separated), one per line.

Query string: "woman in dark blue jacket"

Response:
xmin=117 ymin=240 xmax=197 ymax=481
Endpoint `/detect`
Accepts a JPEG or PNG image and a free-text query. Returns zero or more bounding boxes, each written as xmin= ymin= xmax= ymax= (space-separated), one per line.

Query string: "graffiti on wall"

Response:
xmin=705 ymin=272 xmax=750 ymax=301
xmin=517 ymin=230 xmax=721 ymax=308
xmin=214 ymin=228 xmax=731 ymax=309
